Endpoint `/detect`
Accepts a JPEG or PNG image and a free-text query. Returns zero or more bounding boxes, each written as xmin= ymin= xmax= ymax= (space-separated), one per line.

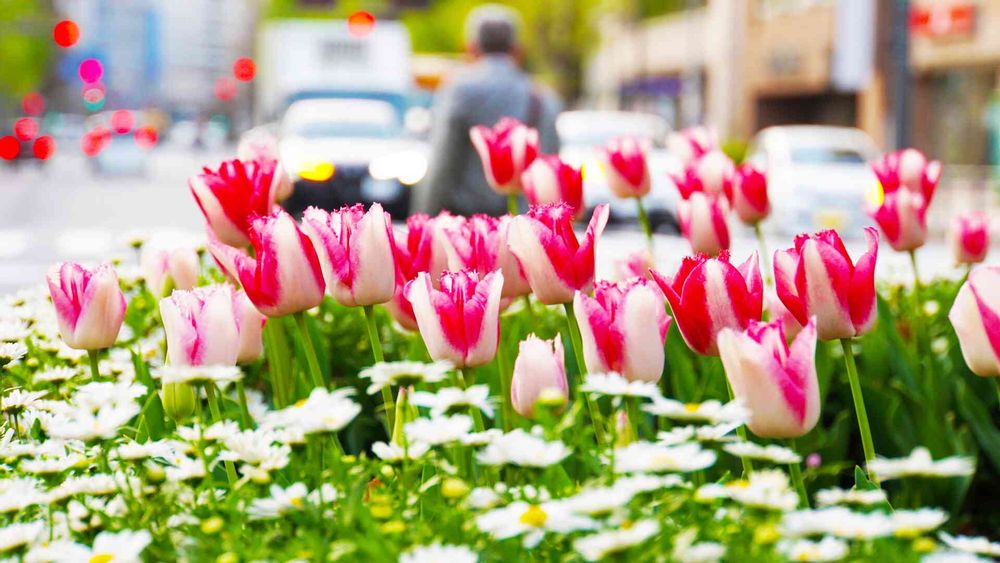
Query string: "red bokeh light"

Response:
xmin=22 ymin=92 xmax=45 ymax=116
xmin=214 ymin=77 xmax=237 ymax=101
xmin=0 ymin=136 xmax=20 ymax=160
xmin=33 ymin=136 xmax=56 ymax=160
xmin=347 ymin=11 xmax=376 ymax=37
xmin=134 ymin=126 xmax=159 ymax=149
xmin=14 ymin=118 xmax=39 ymax=141
xmin=233 ymin=57 xmax=256 ymax=82
xmin=110 ymin=110 xmax=135 ymax=134
xmin=78 ymin=58 xmax=104 ymax=83
xmin=54 ymin=20 xmax=80 ymax=48
xmin=81 ymin=127 xmax=112 ymax=157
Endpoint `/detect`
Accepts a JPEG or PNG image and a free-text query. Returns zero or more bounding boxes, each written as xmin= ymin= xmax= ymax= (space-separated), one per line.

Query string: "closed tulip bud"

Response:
xmin=952 ymin=211 xmax=990 ymax=265
xmin=574 ymin=278 xmax=671 ymax=382
xmin=677 ymin=192 xmax=730 ymax=257
xmin=693 ymin=150 xmax=735 ymax=199
xmin=667 ymin=126 xmax=718 ymax=167
xmin=47 ymin=262 xmax=127 ymax=350
xmin=650 ymin=251 xmax=763 ymax=356
xmin=870 ymin=188 xmax=928 ymax=252
xmin=949 ymin=265 xmax=1000 ymax=376
xmin=405 ymin=270 xmax=504 ymax=367
xmin=302 ymin=204 xmax=396 ymax=307
xmin=209 ymin=210 xmax=326 ymax=317
xmin=718 ymin=318 xmax=820 ymax=438
xmin=160 ymin=285 xmax=240 ymax=366
xmin=140 ymin=243 xmax=200 ymax=298
xmin=732 ymin=163 xmax=770 ymax=225
xmin=774 ymin=228 xmax=879 ymax=341
xmin=161 ymin=382 xmax=197 ymax=422
xmin=470 ymin=117 xmax=539 ymax=195
xmin=510 ymin=335 xmax=568 ymax=418
xmin=441 ymin=215 xmax=531 ymax=299
xmin=603 ymin=137 xmax=650 ymax=198
xmin=521 ymin=155 xmax=584 ymax=217
xmin=508 ymin=204 xmax=609 ymax=305
xmin=233 ymin=289 xmax=265 ymax=364
xmin=387 ymin=212 xmax=453 ymax=330
xmin=189 ymin=159 xmax=279 ymax=248
xmin=872 ymin=148 xmax=942 ymax=203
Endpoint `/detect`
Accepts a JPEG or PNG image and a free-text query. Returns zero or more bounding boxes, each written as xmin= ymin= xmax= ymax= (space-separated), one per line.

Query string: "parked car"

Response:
xmin=557 ymin=110 xmax=680 ymax=232
xmin=745 ymin=125 xmax=880 ymax=237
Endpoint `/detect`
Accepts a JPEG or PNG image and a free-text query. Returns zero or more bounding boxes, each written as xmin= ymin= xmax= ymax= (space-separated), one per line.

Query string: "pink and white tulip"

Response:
xmin=521 ymin=155 xmax=584 ymax=216
xmin=677 ymin=192 xmax=730 ymax=257
xmin=189 ymin=159 xmax=279 ymax=248
xmin=774 ymin=228 xmax=879 ymax=341
xmin=511 ymin=335 xmax=569 ymax=417
xmin=574 ymin=278 xmax=671 ymax=383
xmin=612 ymin=249 xmax=655 ymax=282
xmin=603 ymin=137 xmax=650 ymax=198
xmin=718 ymin=318 xmax=820 ymax=438
xmin=949 ymin=265 xmax=1000 ymax=377
xmin=209 ymin=209 xmax=326 ymax=317
xmin=650 ymin=251 xmax=763 ymax=356
xmin=236 ymin=129 xmax=293 ymax=201
xmin=404 ymin=270 xmax=504 ymax=367
xmin=870 ymin=187 xmax=929 ymax=252
xmin=160 ymin=285 xmax=240 ymax=366
xmin=872 ymin=148 xmax=941 ymax=203
xmin=469 ymin=117 xmax=539 ymax=195
xmin=302 ymin=203 xmax=396 ymax=307
xmin=731 ymin=163 xmax=770 ymax=225
xmin=47 ymin=262 xmax=127 ymax=350
xmin=140 ymin=243 xmax=200 ymax=298
xmin=386 ymin=212 xmax=454 ymax=330
xmin=233 ymin=289 xmax=265 ymax=364
xmin=952 ymin=211 xmax=990 ymax=266
xmin=668 ymin=125 xmax=718 ymax=167
xmin=507 ymin=203 xmax=610 ymax=305
xmin=441 ymin=214 xmax=531 ymax=299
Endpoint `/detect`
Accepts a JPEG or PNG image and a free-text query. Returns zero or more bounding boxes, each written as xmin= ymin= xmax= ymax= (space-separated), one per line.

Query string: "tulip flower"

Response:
xmin=869 ymin=186 xmax=929 ymax=253
xmin=469 ymin=117 xmax=539 ymax=195
xmin=774 ymin=228 xmax=879 ymax=341
xmin=731 ymin=163 xmax=770 ymax=225
xmin=871 ymin=148 xmax=941 ymax=203
xmin=386 ymin=212 xmax=454 ymax=330
xmin=404 ymin=270 xmax=504 ymax=368
xmin=208 ymin=209 xmax=325 ymax=317
xmin=602 ymin=137 xmax=650 ymax=199
xmin=507 ymin=203 xmax=609 ymax=305
xmin=574 ymin=278 xmax=671 ymax=383
xmin=237 ymin=129 xmax=293 ymax=201
xmin=302 ymin=203 xmax=396 ymax=307
xmin=668 ymin=125 xmax=718 ymax=167
xmin=718 ymin=318 xmax=820 ymax=438
xmin=233 ymin=289 xmax=265 ymax=364
xmin=650 ymin=251 xmax=762 ymax=356
xmin=140 ymin=243 xmax=200 ymax=298
xmin=47 ymin=262 xmax=127 ymax=351
xmin=521 ymin=155 xmax=584 ymax=216
xmin=949 ymin=265 xmax=1000 ymax=377
xmin=952 ymin=211 xmax=990 ymax=266
xmin=677 ymin=192 xmax=730 ymax=257
xmin=510 ymin=335 xmax=569 ymax=417
xmin=441 ymin=214 xmax=531 ymax=299
xmin=613 ymin=249 xmax=655 ymax=282
xmin=189 ymin=159 xmax=279 ymax=248
xmin=160 ymin=285 xmax=240 ymax=366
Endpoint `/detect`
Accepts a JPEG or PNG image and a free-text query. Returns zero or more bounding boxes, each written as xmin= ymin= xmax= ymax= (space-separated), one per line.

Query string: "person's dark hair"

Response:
xmin=466 ymin=5 xmax=521 ymax=55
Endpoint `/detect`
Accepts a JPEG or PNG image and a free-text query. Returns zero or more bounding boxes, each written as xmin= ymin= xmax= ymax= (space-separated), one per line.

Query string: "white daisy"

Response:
xmin=723 ymin=441 xmax=801 ymax=464
xmin=921 ymin=551 xmax=990 ymax=563
xmin=371 ymin=441 xmax=431 ymax=462
xmin=411 ymin=385 xmax=495 ymax=418
xmin=20 ymin=452 xmax=84 ymax=474
xmin=153 ymin=365 xmax=242 ymax=386
xmin=889 ymin=508 xmax=949 ymax=537
xmin=0 ymin=321 xmax=29 ymax=342
xmin=261 ymin=388 xmax=361 ymax=436
xmin=43 ymin=402 xmax=141 ymax=442
xmin=867 ymin=448 xmax=975 ymax=480
xmin=613 ymin=442 xmax=716 ymax=474
xmin=563 ymin=486 xmax=635 ymax=517
xmin=0 ymin=478 xmax=45 ymax=514
xmin=405 ymin=414 xmax=473 ymax=446
xmin=70 ymin=381 xmax=146 ymax=412
xmin=574 ymin=520 xmax=659 ymax=561
xmin=643 ymin=398 xmax=748 ymax=425
xmin=34 ymin=367 xmax=80 ymax=383
xmin=400 ymin=543 xmax=477 ymax=563
xmin=672 ymin=529 xmax=725 ymax=563
xmin=75 ymin=529 xmax=152 ymax=563
xmin=164 ymin=455 xmax=206 ymax=482
xmin=0 ymin=342 xmax=27 ymax=366
xmin=939 ymin=533 xmax=1000 ymax=557
xmin=814 ymin=487 xmax=888 ymax=508
xmin=612 ymin=474 xmax=687 ymax=495
xmin=476 ymin=500 xmax=596 ymax=548
xmin=459 ymin=428 xmax=503 ymax=447
xmin=46 ymin=474 xmax=118 ymax=503
xmin=0 ymin=521 xmax=44 ymax=553
xmin=247 ymin=482 xmax=338 ymax=520
xmin=658 ymin=423 xmax=739 ymax=446
xmin=696 ymin=470 xmax=799 ymax=512
xmin=359 ymin=361 xmax=452 ymax=394
xmin=781 ymin=507 xmax=895 ymax=540
xmin=476 ymin=429 xmax=571 ymax=468
xmin=580 ymin=372 xmax=660 ymax=399
xmin=776 ymin=536 xmax=849 ymax=561
xmin=1 ymin=389 xmax=46 ymax=413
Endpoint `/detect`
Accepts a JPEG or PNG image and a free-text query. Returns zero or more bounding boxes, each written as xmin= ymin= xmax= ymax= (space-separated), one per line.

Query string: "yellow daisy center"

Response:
xmin=89 ymin=555 xmax=114 ymax=563
xmin=519 ymin=505 xmax=548 ymax=528
xmin=684 ymin=403 xmax=700 ymax=413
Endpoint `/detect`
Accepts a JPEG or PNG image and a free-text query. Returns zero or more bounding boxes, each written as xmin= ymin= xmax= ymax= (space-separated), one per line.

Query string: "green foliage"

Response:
xmin=0 ymin=0 xmax=54 ymax=109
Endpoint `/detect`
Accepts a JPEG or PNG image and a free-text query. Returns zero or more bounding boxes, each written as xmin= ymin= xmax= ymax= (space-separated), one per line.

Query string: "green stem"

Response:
xmin=753 ymin=223 xmax=772 ymax=287
xmin=264 ymin=321 xmax=291 ymax=408
xmin=521 ymin=294 xmax=536 ymax=324
xmin=235 ymin=380 xmax=252 ymax=429
xmin=563 ymin=302 xmax=605 ymax=446
xmin=635 ymin=197 xmax=654 ymax=251
xmin=786 ymin=439 xmax=810 ymax=508
xmin=87 ymin=350 xmax=101 ymax=380
xmin=841 ymin=338 xmax=879 ymax=486
xmin=204 ymin=384 xmax=238 ymax=486
xmin=460 ymin=367 xmax=486 ymax=433
xmin=507 ymin=193 xmax=519 ymax=216
xmin=294 ymin=312 xmax=325 ymax=390
xmin=724 ymin=377 xmax=754 ymax=477
xmin=908 ymin=250 xmax=922 ymax=302
xmin=363 ymin=305 xmax=394 ymax=433
xmin=497 ymin=337 xmax=513 ymax=432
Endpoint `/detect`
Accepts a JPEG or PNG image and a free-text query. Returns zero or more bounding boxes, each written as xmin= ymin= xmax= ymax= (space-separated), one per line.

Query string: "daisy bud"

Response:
xmin=510 ymin=335 xmax=568 ymax=418
xmin=161 ymin=382 xmax=197 ymax=422
xmin=949 ymin=265 xmax=1000 ymax=377
xmin=47 ymin=262 xmax=127 ymax=351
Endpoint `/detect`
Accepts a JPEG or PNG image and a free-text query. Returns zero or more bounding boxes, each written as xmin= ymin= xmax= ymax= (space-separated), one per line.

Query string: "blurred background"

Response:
xmin=1 ymin=0 xmax=998 ymax=290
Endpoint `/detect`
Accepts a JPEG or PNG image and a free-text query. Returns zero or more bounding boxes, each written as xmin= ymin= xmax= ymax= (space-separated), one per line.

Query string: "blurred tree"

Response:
xmin=0 ymin=0 xmax=55 ymax=116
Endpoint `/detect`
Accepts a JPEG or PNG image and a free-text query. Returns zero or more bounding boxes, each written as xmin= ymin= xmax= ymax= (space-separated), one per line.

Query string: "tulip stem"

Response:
xmin=204 ymin=383 xmax=238 ymax=486
xmin=235 ymin=381 xmax=252 ymax=429
xmin=363 ymin=305 xmax=394 ymax=433
xmin=786 ymin=439 xmax=810 ymax=508
xmin=753 ymin=223 xmax=773 ymax=287
xmin=294 ymin=312 xmax=325 ymax=390
xmin=723 ymin=377 xmax=754 ymax=477
xmin=496 ymin=338 xmax=513 ymax=432
xmin=840 ymin=338 xmax=879 ymax=486
xmin=87 ymin=350 xmax=101 ymax=381
xmin=264 ymin=321 xmax=292 ymax=407
xmin=635 ymin=198 xmax=654 ymax=251
xmin=507 ymin=194 xmax=519 ymax=216
xmin=563 ymin=303 xmax=606 ymax=446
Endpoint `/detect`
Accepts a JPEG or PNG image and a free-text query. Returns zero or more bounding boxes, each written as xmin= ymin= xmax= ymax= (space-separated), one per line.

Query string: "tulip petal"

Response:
xmin=848 ymin=227 xmax=879 ymax=335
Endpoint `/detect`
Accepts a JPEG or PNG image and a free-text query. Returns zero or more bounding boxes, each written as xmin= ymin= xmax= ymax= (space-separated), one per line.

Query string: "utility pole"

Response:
xmin=891 ymin=0 xmax=910 ymax=149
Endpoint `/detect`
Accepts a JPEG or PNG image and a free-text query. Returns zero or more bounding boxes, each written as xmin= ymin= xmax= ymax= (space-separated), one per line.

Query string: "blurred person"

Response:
xmin=412 ymin=4 xmax=561 ymax=216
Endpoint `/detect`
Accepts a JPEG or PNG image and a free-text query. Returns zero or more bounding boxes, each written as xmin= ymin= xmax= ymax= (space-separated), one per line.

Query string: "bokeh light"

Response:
xmin=22 ymin=93 xmax=45 ymax=116
xmin=81 ymin=127 xmax=112 ymax=157
xmin=134 ymin=126 xmax=159 ymax=149
xmin=53 ymin=20 xmax=80 ymax=48
xmin=14 ymin=118 xmax=39 ymax=142
xmin=0 ymin=136 xmax=20 ymax=160
xmin=233 ymin=57 xmax=256 ymax=82
xmin=32 ymin=136 xmax=56 ymax=160
xmin=78 ymin=59 xmax=104 ymax=83
xmin=347 ymin=11 xmax=376 ymax=37
xmin=82 ymin=85 xmax=106 ymax=112
xmin=214 ymin=77 xmax=238 ymax=101
xmin=111 ymin=110 xmax=135 ymax=134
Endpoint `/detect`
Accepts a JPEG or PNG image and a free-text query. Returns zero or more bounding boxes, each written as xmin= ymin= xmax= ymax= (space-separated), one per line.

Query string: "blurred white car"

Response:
xmin=278 ymin=97 xmax=428 ymax=217
xmin=557 ymin=111 xmax=681 ymax=231
xmin=745 ymin=126 xmax=880 ymax=238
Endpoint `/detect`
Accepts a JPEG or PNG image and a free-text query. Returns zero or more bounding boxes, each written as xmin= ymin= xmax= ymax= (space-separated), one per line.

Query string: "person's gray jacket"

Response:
xmin=412 ymin=55 xmax=560 ymax=216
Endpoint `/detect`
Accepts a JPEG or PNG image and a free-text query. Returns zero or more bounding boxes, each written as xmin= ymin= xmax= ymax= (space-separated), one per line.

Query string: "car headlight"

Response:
xmin=281 ymin=139 xmax=335 ymax=182
xmin=369 ymin=151 xmax=428 ymax=186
